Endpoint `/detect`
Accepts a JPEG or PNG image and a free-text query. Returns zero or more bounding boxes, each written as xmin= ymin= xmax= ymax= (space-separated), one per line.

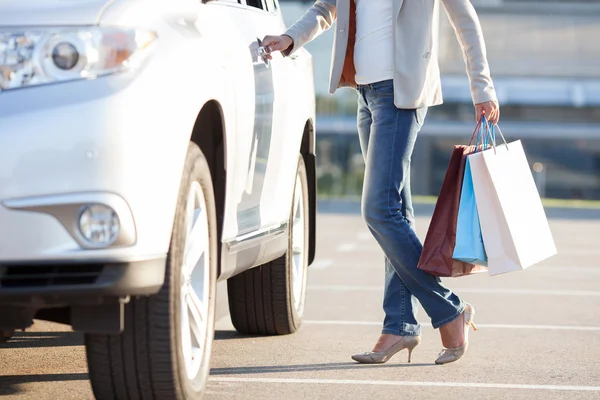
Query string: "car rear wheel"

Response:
xmin=85 ymin=143 xmax=218 ymax=400
xmin=227 ymin=155 xmax=309 ymax=335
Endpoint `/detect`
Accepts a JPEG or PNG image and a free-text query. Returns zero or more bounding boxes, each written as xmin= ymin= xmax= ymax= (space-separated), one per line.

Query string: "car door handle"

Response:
xmin=256 ymin=37 xmax=270 ymax=67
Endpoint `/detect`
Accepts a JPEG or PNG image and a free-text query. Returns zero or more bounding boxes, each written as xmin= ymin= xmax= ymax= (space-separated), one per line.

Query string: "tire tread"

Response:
xmin=227 ymin=156 xmax=308 ymax=336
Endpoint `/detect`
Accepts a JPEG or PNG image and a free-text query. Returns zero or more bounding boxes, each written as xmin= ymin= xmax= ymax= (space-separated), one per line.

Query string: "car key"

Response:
xmin=257 ymin=37 xmax=269 ymax=57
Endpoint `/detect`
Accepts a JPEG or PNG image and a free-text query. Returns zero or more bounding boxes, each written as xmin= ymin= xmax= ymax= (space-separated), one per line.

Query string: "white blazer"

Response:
xmin=283 ymin=0 xmax=498 ymax=109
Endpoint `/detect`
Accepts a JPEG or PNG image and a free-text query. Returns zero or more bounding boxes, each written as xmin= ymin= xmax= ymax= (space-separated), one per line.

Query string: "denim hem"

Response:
xmin=381 ymin=328 xmax=421 ymax=337
xmin=431 ymin=302 xmax=466 ymax=330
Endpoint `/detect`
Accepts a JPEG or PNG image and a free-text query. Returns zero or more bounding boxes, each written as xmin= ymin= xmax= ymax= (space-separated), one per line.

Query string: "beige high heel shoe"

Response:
xmin=435 ymin=303 xmax=478 ymax=365
xmin=351 ymin=335 xmax=421 ymax=364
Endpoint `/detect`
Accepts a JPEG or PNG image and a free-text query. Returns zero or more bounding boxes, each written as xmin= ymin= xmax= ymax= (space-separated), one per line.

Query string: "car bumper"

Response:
xmin=0 ymin=256 xmax=166 ymax=304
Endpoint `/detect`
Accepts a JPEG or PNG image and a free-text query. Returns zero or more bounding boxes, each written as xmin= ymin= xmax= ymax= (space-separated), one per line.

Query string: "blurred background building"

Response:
xmin=279 ymin=0 xmax=600 ymax=200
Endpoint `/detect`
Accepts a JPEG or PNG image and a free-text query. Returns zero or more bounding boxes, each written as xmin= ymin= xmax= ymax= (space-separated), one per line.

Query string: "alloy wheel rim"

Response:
xmin=291 ymin=174 xmax=306 ymax=316
xmin=180 ymin=181 xmax=210 ymax=381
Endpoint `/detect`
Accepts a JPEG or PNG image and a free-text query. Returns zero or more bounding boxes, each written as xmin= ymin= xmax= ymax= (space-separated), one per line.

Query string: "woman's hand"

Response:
xmin=260 ymin=35 xmax=294 ymax=60
xmin=475 ymin=100 xmax=500 ymax=125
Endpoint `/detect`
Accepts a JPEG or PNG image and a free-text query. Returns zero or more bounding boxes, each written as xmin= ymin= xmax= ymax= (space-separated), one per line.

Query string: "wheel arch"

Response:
xmin=300 ymin=118 xmax=316 ymax=265
xmin=190 ymin=100 xmax=227 ymax=275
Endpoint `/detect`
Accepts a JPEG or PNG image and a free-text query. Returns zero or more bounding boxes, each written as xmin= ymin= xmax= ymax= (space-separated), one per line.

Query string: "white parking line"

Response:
xmin=308 ymin=285 xmax=600 ymax=297
xmin=555 ymin=249 xmax=600 ymax=256
xmin=310 ymin=259 xmax=334 ymax=270
xmin=538 ymin=266 xmax=600 ymax=273
xmin=336 ymin=243 xmax=357 ymax=252
xmin=308 ymin=262 xmax=600 ymax=273
xmin=356 ymin=232 xmax=372 ymax=241
xmin=209 ymin=377 xmax=600 ymax=392
xmin=303 ymin=320 xmax=600 ymax=331
xmin=204 ymin=390 xmax=236 ymax=396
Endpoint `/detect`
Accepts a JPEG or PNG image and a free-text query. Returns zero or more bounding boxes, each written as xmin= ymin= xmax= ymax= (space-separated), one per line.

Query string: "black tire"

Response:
xmin=85 ymin=143 xmax=218 ymax=400
xmin=227 ymin=155 xmax=310 ymax=335
xmin=0 ymin=329 xmax=14 ymax=344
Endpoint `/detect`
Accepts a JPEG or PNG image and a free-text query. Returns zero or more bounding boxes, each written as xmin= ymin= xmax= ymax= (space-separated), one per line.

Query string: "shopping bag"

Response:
xmin=453 ymin=156 xmax=488 ymax=266
xmin=469 ymin=126 xmax=557 ymax=275
xmin=417 ymin=137 xmax=487 ymax=277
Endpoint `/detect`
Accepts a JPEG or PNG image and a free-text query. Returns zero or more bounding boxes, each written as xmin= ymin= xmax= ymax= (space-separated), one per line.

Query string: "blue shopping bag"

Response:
xmin=453 ymin=157 xmax=487 ymax=266
xmin=452 ymin=120 xmax=492 ymax=266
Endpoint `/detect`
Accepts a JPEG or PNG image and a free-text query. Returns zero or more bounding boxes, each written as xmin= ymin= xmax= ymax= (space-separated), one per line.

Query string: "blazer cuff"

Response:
xmin=282 ymin=27 xmax=302 ymax=57
xmin=472 ymin=86 xmax=498 ymax=105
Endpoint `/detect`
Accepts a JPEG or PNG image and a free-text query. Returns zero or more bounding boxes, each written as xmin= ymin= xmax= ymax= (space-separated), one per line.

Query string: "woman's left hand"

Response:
xmin=475 ymin=100 xmax=500 ymax=125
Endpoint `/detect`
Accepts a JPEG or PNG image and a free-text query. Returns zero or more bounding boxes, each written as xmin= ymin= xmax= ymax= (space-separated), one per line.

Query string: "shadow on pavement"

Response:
xmin=214 ymin=330 xmax=266 ymax=341
xmin=0 ymin=373 xmax=88 ymax=396
xmin=0 ymin=331 xmax=83 ymax=349
xmin=210 ymin=361 xmax=434 ymax=376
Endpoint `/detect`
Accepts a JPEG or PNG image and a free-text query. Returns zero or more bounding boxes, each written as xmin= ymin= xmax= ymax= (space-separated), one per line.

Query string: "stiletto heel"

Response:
xmin=470 ymin=320 xmax=479 ymax=331
xmin=435 ymin=303 xmax=477 ymax=365
xmin=407 ymin=346 xmax=415 ymax=363
xmin=352 ymin=335 xmax=421 ymax=364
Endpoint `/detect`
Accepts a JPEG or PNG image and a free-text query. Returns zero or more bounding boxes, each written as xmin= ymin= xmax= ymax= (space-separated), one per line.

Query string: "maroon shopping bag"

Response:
xmin=417 ymin=144 xmax=487 ymax=277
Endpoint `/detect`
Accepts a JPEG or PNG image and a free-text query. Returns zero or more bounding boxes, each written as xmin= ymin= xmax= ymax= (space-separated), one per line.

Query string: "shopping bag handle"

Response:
xmin=484 ymin=122 xmax=509 ymax=154
xmin=471 ymin=116 xmax=494 ymax=152
xmin=475 ymin=116 xmax=509 ymax=154
xmin=494 ymin=124 xmax=509 ymax=148
xmin=468 ymin=118 xmax=483 ymax=146
xmin=468 ymin=116 xmax=509 ymax=154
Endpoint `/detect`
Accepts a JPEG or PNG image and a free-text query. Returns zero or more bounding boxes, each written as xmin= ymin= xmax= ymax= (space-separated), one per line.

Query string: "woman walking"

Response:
xmin=262 ymin=0 xmax=500 ymax=365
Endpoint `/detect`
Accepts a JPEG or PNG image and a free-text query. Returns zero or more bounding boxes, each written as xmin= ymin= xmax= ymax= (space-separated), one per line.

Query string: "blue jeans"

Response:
xmin=356 ymin=79 xmax=464 ymax=336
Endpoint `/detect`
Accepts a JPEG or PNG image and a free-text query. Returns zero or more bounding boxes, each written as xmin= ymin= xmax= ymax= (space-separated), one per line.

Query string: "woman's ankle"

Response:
xmin=439 ymin=314 xmax=465 ymax=348
xmin=372 ymin=333 xmax=406 ymax=352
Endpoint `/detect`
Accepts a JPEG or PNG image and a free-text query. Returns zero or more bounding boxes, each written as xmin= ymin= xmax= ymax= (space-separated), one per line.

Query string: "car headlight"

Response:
xmin=0 ymin=26 xmax=157 ymax=90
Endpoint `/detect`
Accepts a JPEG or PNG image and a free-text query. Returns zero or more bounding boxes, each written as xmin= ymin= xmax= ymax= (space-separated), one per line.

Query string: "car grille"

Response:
xmin=0 ymin=264 xmax=104 ymax=288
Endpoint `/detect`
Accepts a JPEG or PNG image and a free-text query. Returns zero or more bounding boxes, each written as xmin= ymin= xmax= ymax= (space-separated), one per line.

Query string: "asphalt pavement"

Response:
xmin=1 ymin=201 xmax=600 ymax=399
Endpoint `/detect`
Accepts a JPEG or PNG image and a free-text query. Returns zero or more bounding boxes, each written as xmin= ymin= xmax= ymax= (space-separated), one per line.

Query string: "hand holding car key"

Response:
xmin=257 ymin=37 xmax=271 ymax=64
xmin=257 ymin=35 xmax=293 ymax=61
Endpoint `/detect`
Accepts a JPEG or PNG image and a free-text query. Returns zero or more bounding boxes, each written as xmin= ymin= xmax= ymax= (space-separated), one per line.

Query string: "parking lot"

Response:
xmin=1 ymin=201 xmax=600 ymax=399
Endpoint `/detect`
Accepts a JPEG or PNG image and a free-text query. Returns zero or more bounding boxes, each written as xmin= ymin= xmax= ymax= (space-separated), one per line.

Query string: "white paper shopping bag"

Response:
xmin=469 ymin=136 xmax=557 ymax=275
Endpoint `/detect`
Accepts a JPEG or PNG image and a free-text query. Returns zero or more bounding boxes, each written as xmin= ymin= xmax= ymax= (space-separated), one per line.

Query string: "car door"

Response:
xmin=238 ymin=0 xmax=303 ymax=234
xmin=234 ymin=0 xmax=278 ymax=236
xmin=238 ymin=1 xmax=306 ymax=228
xmin=259 ymin=0 xmax=315 ymax=230
xmin=207 ymin=0 xmax=291 ymax=276
xmin=248 ymin=0 xmax=303 ymax=233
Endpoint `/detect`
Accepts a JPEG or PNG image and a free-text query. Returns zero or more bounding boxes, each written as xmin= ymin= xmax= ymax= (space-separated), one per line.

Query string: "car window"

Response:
xmin=206 ymin=0 xmax=242 ymax=4
xmin=264 ymin=0 xmax=277 ymax=12
xmin=246 ymin=0 xmax=266 ymax=10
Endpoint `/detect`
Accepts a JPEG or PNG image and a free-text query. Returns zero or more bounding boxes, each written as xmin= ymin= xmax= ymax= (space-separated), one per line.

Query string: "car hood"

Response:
xmin=0 ymin=0 xmax=113 ymax=26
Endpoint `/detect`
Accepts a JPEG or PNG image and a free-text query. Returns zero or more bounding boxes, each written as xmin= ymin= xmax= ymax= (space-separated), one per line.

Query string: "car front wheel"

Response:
xmin=85 ymin=143 xmax=218 ymax=399
xmin=227 ymin=155 xmax=310 ymax=335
